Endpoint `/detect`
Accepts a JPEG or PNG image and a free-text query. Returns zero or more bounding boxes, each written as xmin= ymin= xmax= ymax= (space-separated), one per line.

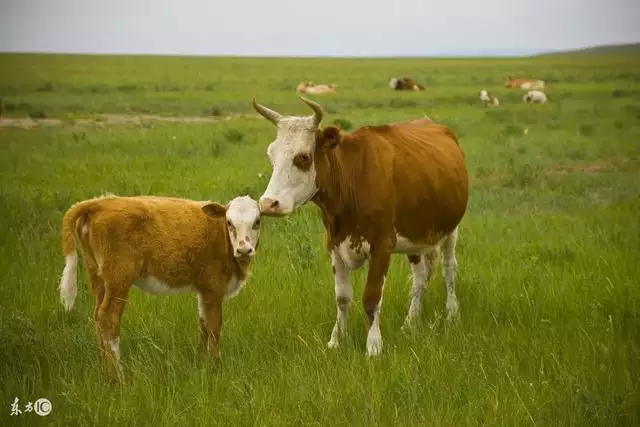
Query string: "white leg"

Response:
xmin=327 ymin=251 xmax=353 ymax=349
xmin=402 ymin=251 xmax=437 ymax=329
xmin=366 ymin=278 xmax=384 ymax=357
xmin=442 ymin=228 xmax=460 ymax=320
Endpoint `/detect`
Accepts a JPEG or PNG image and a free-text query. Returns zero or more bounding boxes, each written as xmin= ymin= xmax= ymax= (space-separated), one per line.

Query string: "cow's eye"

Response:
xmin=293 ymin=152 xmax=312 ymax=170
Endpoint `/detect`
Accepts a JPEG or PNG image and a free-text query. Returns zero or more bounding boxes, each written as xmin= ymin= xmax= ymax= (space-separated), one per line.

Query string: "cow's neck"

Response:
xmin=221 ymin=225 xmax=250 ymax=281
xmin=312 ymin=144 xmax=360 ymax=220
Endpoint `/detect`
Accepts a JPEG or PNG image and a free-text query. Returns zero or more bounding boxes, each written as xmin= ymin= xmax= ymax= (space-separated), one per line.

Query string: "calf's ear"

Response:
xmin=202 ymin=202 xmax=228 ymax=218
xmin=317 ymin=126 xmax=341 ymax=150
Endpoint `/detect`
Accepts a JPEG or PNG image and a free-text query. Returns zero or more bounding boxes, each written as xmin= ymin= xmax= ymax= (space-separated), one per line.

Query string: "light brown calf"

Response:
xmin=59 ymin=194 xmax=261 ymax=380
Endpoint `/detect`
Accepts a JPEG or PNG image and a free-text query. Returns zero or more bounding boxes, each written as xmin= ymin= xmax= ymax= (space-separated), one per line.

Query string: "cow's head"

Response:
xmin=202 ymin=195 xmax=261 ymax=259
xmin=252 ymin=97 xmax=328 ymax=216
xmin=504 ymin=75 xmax=515 ymax=88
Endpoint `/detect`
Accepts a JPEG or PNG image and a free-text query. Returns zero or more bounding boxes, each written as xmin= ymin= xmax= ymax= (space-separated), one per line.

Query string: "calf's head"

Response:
xmin=202 ymin=196 xmax=261 ymax=259
xmin=252 ymin=96 xmax=328 ymax=216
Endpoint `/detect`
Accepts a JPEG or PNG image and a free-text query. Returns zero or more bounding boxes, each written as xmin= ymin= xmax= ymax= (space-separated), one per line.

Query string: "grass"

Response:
xmin=0 ymin=52 xmax=639 ymax=426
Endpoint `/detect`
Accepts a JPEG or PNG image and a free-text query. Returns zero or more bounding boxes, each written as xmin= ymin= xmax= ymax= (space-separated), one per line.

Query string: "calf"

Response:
xmin=523 ymin=90 xmax=548 ymax=104
xmin=479 ymin=89 xmax=500 ymax=107
xmin=59 ymin=194 xmax=261 ymax=380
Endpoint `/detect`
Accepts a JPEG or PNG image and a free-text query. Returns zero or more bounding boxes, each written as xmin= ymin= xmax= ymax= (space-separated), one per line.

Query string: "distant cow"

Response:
xmin=389 ymin=76 xmax=425 ymax=91
xmin=479 ymin=89 xmax=499 ymax=107
xmin=297 ymin=81 xmax=337 ymax=95
xmin=505 ymin=75 xmax=546 ymax=90
xmin=523 ymin=90 xmax=548 ymax=104
xmin=252 ymin=96 xmax=468 ymax=357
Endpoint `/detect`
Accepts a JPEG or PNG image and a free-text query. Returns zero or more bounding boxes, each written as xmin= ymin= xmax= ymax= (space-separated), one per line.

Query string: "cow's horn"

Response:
xmin=299 ymin=96 xmax=323 ymax=127
xmin=252 ymin=99 xmax=282 ymax=126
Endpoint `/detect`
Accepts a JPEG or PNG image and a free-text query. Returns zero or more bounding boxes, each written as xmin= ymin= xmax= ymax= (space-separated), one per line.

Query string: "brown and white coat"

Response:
xmin=252 ymin=97 xmax=469 ymax=356
xmin=59 ymin=194 xmax=261 ymax=380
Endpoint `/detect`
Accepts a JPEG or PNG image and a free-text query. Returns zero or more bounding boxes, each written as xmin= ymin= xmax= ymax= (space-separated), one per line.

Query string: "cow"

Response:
xmin=296 ymin=81 xmax=338 ymax=95
xmin=59 ymin=194 xmax=262 ymax=380
xmin=252 ymin=96 xmax=469 ymax=357
xmin=479 ymin=89 xmax=500 ymax=107
xmin=523 ymin=90 xmax=548 ymax=104
xmin=389 ymin=76 xmax=426 ymax=91
xmin=504 ymin=75 xmax=546 ymax=90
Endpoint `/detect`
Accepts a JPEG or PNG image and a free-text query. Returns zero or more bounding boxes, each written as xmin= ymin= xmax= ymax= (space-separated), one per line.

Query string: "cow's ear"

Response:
xmin=317 ymin=126 xmax=341 ymax=150
xmin=202 ymin=202 xmax=228 ymax=218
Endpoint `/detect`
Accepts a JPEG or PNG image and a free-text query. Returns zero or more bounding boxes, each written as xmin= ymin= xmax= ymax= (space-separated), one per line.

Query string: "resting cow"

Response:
xmin=504 ymin=75 xmax=546 ymax=90
xmin=252 ymin=97 xmax=469 ymax=357
xmin=523 ymin=90 xmax=548 ymax=104
xmin=389 ymin=76 xmax=426 ymax=91
xmin=479 ymin=89 xmax=500 ymax=107
xmin=59 ymin=194 xmax=261 ymax=380
xmin=297 ymin=81 xmax=337 ymax=94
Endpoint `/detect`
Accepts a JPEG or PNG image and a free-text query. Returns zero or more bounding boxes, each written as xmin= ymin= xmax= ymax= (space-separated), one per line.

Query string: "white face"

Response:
xmin=260 ymin=117 xmax=318 ymax=215
xmin=225 ymin=196 xmax=261 ymax=258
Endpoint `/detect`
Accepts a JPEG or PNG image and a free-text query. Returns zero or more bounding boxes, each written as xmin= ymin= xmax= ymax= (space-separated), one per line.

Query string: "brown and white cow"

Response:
xmin=252 ymin=97 xmax=469 ymax=357
xmin=479 ymin=89 xmax=500 ymax=107
xmin=297 ymin=81 xmax=338 ymax=95
xmin=504 ymin=75 xmax=546 ymax=90
xmin=59 ymin=194 xmax=262 ymax=380
xmin=389 ymin=76 xmax=426 ymax=91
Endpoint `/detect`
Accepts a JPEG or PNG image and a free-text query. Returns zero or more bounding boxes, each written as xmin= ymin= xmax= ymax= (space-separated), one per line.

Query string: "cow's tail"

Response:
xmin=59 ymin=195 xmax=113 ymax=311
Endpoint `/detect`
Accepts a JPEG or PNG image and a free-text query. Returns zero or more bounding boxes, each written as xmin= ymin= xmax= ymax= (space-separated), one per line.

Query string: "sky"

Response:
xmin=1 ymin=0 xmax=639 ymax=57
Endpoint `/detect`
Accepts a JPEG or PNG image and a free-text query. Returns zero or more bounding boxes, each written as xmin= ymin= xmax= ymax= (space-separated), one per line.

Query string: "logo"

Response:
xmin=9 ymin=397 xmax=51 ymax=417
xmin=34 ymin=398 xmax=52 ymax=416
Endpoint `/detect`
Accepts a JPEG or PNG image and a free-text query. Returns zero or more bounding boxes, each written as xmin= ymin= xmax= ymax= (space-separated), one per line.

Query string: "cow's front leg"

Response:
xmin=363 ymin=239 xmax=393 ymax=357
xmin=327 ymin=250 xmax=353 ymax=349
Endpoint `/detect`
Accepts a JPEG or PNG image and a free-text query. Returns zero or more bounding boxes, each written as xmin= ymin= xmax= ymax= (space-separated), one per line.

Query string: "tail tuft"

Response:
xmin=60 ymin=253 xmax=78 ymax=311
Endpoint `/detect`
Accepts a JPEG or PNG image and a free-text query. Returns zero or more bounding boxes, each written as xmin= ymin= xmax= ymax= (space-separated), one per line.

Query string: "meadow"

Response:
xmin=0 ymin=52 xmax=639 ymax=426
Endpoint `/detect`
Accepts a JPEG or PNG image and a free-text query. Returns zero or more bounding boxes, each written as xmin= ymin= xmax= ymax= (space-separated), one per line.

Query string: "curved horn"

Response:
xmin=299 ymin=96 xmax=324 ymax=127
xmin=252 ymin=98 xmax=283 ymax=126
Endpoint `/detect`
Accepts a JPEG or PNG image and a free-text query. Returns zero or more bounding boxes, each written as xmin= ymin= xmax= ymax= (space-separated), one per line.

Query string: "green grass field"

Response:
xmin=1 ymin=52 xmax=639 ymax=426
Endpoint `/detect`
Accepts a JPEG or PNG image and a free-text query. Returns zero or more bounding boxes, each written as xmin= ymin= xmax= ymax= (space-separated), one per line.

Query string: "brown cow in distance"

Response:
xmin=504 ymin=75 xmax=546 ymax=90
xmin=389 ymin=76 xmax=426 ymax=91
xmin=297 ymin=81 xmax=338 ymax=94
xmin=252 ymin=96 xmax=469 ymax=357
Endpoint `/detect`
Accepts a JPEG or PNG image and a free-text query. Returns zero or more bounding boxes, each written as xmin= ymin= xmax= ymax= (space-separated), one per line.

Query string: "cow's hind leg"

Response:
xmin=327 ymin=250 xmax=353 ymax=349
xmin=402 ymin=249 xmax=438 ymax=329
xmin=96 ymin=284 xmax=130 ymax=382
xmin=442 ymin=227 xmax=460 ymax=321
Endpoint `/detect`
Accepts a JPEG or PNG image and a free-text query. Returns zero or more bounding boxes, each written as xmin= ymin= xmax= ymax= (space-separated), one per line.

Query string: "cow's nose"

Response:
xmin=236 ymin=245 xmax=254 ymax=256
xmin=260 ymin=198 xmax=280 ymax=214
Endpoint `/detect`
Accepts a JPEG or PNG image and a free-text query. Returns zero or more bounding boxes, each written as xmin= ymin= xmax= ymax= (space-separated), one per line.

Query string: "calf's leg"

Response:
xmin=198 ymin=290 xmax=223 ymax=361
xmin=96 ymin=284 xmax=130 ymax=382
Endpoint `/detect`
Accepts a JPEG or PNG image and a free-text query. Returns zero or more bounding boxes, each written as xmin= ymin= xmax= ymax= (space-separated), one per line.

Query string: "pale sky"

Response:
xmin=1 ymin=0 xmax=639 ymax=56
